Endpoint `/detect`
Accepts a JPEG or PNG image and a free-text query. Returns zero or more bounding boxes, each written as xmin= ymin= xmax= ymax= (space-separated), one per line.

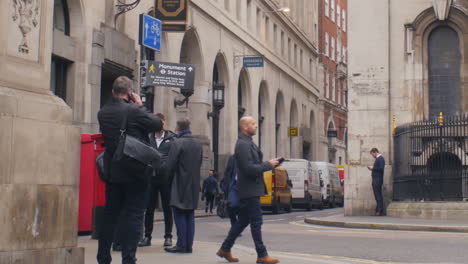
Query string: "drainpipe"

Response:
xmin=388 ymin=0 xmax=392 ymax=165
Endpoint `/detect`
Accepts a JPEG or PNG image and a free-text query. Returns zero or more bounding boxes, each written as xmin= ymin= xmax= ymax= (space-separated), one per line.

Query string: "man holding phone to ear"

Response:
xmin=217 ymin=116 xmax=281 ymax=264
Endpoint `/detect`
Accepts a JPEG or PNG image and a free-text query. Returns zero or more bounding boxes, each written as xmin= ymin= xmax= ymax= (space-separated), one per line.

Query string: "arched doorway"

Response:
xmin=238 ymin=68 xmax=250 ymax=121
xmin=179 ymin=28 xmax=207 ymax=135
xmin=327 ymin=121 xmax=337 ymax=163
xmin=211 ymin=53 xmax=229 ymax=177
xmin=428 ymin=26 xmax=461 ymax=118
xmin=275 ymin=92 xmax=286 ymax=157
xmin=289 ymin=100 xmax=299 ymax=158
xmin=258 ymin=81 xmax=269 ymax=152
xmin=426 ymin=152 xmax=463 ymax=201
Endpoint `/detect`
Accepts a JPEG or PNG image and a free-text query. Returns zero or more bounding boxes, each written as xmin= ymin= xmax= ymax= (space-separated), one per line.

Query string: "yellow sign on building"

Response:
xmin=288 ymin=127 xmax=298 ymax=137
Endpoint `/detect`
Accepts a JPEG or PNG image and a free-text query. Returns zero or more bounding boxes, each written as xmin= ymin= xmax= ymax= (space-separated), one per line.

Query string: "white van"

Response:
xmin=313 ymin=162 xmax=344 ymax=207
xmin=279 ymin=159 xmax=323 ymax=210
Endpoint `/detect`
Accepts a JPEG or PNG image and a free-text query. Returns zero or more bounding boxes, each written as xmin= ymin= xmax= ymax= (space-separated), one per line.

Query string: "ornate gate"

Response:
xmin=393 ymin=114 xmax=468 ymax=201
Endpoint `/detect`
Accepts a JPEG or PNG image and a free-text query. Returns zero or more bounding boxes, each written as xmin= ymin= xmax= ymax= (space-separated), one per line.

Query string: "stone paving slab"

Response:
xmin=304 ymin=213 xmax=468 ymax=233
xmin=79 ymin=236 xmax=448 ymax=264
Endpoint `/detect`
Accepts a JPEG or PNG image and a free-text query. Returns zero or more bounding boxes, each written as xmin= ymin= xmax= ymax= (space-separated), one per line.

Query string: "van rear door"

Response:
xmin=281 ymin=161 xmax=306 ymax=199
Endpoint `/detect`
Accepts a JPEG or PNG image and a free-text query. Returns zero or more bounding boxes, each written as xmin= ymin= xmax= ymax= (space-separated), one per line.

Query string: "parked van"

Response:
xmin=279 ymin=159 xmax=323 ymax=210
xmin=313 ymin=162 xmax=344 ymax=207
xmin=260 ymin=168 xmax=293 ymax=214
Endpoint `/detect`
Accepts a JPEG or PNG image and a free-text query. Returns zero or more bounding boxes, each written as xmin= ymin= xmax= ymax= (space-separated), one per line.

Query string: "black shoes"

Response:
xmin=164 ymin=246 xmax=191 ymax=254
xmin=138 ymin=237 xmax=151 ymax=247
xmin=163 ymin=238 xmax=173 ymax=247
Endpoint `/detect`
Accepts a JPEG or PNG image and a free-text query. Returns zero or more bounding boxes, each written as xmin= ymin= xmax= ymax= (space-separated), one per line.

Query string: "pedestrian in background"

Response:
xmin=222 ymin=155 xmax=240 ymax=228
xmin=217 ymin=116 xmax=281 ymax=264
xmin=368 ymin=148 xmax=385 ymax=216
xmin=165 ymin=118 xmax=203 ymax=254
xmin=202 ymin=169 xmax=218 ymax=214
xmin=97 ymin=76 xmax=162 ymax=264
xmin=139 ymin=113 xmax=177 ymax=248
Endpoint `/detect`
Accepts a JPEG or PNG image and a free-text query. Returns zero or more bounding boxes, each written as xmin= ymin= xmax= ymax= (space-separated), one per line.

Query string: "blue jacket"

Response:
xmin=372 ymin=155 xmax=385 ymax=178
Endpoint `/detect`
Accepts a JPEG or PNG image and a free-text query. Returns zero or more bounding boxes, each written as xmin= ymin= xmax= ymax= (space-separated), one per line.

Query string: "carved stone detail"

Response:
xmin=11 ymin=0 xmax=40 ymax=54
xmin=432 ymin=0 xmax=453 ymax=20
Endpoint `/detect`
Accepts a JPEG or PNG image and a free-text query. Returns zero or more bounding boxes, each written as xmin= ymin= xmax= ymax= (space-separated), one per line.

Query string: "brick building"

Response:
xmin=318 ymin=0 xmax=348 ymax=164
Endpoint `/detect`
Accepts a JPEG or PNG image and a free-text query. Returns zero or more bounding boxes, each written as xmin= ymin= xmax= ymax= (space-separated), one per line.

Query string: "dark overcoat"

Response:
xmin=166 ymin=133 xmax=203 ymax=210
xmin=235 ymin=133 xmax=272 ymax=199
xmin=97 ymin=98 xmax=162 ymax=183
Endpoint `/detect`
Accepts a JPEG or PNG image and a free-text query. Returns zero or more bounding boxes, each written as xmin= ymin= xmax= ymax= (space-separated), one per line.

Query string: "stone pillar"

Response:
xmin=0 ymin=0 xmax=83 ymax=263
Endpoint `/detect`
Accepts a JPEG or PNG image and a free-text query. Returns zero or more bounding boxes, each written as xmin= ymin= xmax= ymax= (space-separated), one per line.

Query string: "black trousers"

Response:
xmin=372 ymin=176 xmax=384 ymax=214
xmin=97 ymin=181 xmax=148 ymax=264
xmin=228 ymin=206 xmax=240 ymax=227
xmin=221 ymin=197 xmax=267 ymax=258
xmin=144 ymin=179 xmax=173 ymax=239
xmin=205 ymin=193 xmax=215 ymax=213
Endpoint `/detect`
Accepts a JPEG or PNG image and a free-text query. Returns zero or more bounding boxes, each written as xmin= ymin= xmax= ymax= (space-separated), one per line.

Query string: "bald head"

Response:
xmin=239 ymin=116 xmax=257 ymax=136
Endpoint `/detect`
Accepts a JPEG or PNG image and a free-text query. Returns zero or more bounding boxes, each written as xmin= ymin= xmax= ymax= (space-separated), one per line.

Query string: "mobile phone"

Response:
xmin=277 ymin=157 xmax=285 ymax=164
xmin=128 ymin=91 xmax=134 ymax=102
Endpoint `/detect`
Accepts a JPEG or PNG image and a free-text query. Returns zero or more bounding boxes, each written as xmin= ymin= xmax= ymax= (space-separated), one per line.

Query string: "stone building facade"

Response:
xmin=1 ymin=0 xmax=323 ymax=261
xmin=346 ymin=0 xmax=468 ymax=217
xmin=318 ymin=0 xmax=348 ymax=165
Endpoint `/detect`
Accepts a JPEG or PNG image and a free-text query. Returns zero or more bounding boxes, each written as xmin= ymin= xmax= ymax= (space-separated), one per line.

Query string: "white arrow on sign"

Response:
xmin=145 ymin=23 xmax=149 ymax=38
xmin=188 ymin=67 xmax=193 ymax=72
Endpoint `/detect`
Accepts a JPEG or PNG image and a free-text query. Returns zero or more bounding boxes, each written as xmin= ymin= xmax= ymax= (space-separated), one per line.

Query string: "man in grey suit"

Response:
xmin=217 ymin=116 xmax=281 ymax=264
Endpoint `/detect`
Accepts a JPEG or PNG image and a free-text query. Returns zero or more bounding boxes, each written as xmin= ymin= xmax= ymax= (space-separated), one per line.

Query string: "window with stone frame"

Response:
xmin=342 ymin=10 xmax=346 ymax=32
xmin=325 ymin=72 xmax=330 ymax=98
xmin=337 ymin=5 xmax=341 ymax=28
xmin=325 ymin=0 xmax=329 ymax=17
xmin=325 ymin=33 xmax=329 ymax=57
xmin=331 ymin=37 xmax=335 ymax=61
xmin=331 ymin=0 xmax=335 ymax=22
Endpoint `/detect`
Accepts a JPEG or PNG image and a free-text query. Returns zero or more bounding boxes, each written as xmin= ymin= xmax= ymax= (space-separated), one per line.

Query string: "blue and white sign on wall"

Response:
xmin=139 ymin=14 xmax=161 ymax=51
xmin=243 ymin=56 xmax=264 ymax=68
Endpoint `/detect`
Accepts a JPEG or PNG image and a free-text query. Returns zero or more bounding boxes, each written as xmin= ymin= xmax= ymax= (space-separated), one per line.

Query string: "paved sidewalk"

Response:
xmin=304 ymin=212 xmax=468 ymax=233
xmin=153 ymin=209 xmax=215 ymax=222
xmin=79 ymin=236 xmax=404 ymax=264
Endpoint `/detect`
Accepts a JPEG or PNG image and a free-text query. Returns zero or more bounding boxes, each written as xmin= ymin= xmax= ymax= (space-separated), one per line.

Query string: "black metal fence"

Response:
xmin=393 ymin=115 xmax=468 ymax=201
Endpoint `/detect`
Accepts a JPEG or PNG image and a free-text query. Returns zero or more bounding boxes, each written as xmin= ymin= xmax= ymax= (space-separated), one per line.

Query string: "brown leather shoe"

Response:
xmin=256 ymin=256 xmax=279 ymax=264
xmin=375 ymin=212 xmax=382 ymax=216
xmin=216 ymin=249 xmax=239 ymax=263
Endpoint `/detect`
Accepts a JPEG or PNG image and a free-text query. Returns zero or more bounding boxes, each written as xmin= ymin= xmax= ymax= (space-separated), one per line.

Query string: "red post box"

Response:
xmin=78 ymin=133 xmax=106 ymax=235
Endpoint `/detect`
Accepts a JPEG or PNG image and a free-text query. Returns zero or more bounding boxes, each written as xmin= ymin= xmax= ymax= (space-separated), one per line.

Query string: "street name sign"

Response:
xmin=139 ymin=14 xmax=161 ymax=51
xmin=243 ymin=56 xmax=264 ymax=68
xmin=141 ymin=60 xmax=196 ymax=93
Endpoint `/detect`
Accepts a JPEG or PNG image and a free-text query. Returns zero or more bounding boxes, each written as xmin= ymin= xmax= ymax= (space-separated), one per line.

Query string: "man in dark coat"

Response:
xmin=368 ymin=148 xmax=385 ymax=216
xmin=97 ymin=76 xmax=162 ymax=264
xmin=217 ymin=116 xmax=281 ymax=264
xmin=202 ymin=169 xmax=218 ymax=214
xmin=139 ymin=113 xmax=177 ymax=248
xmin=164 ymin=118 xmax=203 ymax=254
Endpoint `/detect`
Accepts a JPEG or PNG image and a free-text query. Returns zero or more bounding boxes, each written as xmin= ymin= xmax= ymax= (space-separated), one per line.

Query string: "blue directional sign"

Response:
xmin=243 ymin=56 xmax=264 ymax=68
xmin=139 ymin=14 xmax=161 ymax=51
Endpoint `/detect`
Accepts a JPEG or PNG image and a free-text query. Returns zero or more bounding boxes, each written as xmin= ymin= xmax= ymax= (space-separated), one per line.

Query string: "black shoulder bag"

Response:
xmin=112 ymin=106 xmax=161 ymax=173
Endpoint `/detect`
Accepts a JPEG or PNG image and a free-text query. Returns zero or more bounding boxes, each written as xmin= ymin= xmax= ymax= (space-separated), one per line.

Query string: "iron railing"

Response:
xmin=393 ymin=114 xmax=468 ymax=201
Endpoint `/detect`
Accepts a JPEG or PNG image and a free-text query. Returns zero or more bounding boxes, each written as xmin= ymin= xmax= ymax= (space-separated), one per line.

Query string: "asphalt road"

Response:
xmin=150 ymin=208 xmax=468 ymax=263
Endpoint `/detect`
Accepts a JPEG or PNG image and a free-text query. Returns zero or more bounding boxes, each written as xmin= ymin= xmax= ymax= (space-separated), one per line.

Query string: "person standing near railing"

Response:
xmin=368 ymin=148 xmax=385 ymax=216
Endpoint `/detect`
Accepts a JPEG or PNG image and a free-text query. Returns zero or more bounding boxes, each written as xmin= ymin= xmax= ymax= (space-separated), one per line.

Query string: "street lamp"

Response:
xmin=207 ymin=82 xmax=225 ymax=177
xmin=268 ymin=7 xmax=290 ymax=13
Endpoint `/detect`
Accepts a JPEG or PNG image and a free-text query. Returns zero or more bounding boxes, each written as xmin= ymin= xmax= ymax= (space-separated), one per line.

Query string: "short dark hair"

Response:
xmin=176 ymin=118 xmax=190 ymax=131
xmin=112 ymin=76 xmax=132 ymax=95
xmin=156 ymin=113 xmax=165 ymax=121
xmin=370 ymin=148 xmax=379 ymax=154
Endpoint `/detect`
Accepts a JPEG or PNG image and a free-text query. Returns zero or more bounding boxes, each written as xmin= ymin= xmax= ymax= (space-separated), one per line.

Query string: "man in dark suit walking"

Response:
xmin=164 ymin=118 xmax=203 ymax=254
xmin=139 ymin=113 xmax=177 ymax=248
xmin=217 ymin=116 xmax=281 ymax=264
xmin=368 ymin=148 xmax=385 ymax=216
xmin=97 ymin=76 xmax=162 ymax=264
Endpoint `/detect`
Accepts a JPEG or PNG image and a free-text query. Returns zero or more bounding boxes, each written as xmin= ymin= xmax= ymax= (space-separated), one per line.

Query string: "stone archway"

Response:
xmin=237 ymin=68 xmax=251 ymax=120
xmin=290 ymin=100 xmax=299 ymax=158
xmin=258 ymin=81 xmax=270 ymax=152
xmin=179 ymin=28 xmax=208 ymax=136
xmin=275 ymin=91 xmax=286 ymax=157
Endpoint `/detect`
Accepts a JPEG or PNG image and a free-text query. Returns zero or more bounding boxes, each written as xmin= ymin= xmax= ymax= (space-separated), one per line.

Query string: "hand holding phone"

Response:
xmin=277 ymin=157 xmax=285 ymax=164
